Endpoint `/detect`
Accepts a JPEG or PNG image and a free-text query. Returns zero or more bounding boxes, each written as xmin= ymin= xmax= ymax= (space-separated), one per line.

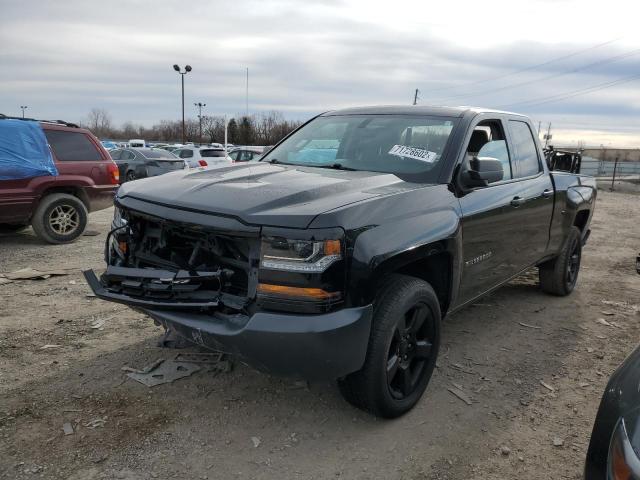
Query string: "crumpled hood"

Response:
xmin=117 ymin=162 xmax=424 ymax=228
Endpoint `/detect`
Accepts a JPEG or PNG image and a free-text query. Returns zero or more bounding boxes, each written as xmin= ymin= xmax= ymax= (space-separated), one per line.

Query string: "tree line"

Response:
xmin=83 ymin=108 xmax=303 ymax=145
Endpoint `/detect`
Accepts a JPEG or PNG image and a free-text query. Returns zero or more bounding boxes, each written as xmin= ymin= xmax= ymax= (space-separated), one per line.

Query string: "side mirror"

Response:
xmin=461 ymin=156 xmax=504 ymax=187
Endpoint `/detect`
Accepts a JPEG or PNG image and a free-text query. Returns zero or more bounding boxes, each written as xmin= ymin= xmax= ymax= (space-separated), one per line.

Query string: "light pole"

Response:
xmin=173 ymin=64 xmax=192 ymax=143
xmin=20 ymin=105 xmax=28 ymax=118
xmin=194 ymin=102 xmax=206 ymax=144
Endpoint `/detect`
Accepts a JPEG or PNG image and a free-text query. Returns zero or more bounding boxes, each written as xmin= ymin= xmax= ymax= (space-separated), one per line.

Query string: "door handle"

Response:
xmin=541 ymin=189 xmax=553 ymax=198
xmin=510 ymin=196 xmax=525 ymax=207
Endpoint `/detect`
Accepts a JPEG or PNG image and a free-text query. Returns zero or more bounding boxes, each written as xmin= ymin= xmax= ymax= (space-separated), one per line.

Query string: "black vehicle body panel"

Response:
xmin=143 ymin=305 xmax=372 ymax=380
xmin=585 ymin=344 xmax=640 ymax=479
xmin=85 ymin=105 xmax=597 ymax=381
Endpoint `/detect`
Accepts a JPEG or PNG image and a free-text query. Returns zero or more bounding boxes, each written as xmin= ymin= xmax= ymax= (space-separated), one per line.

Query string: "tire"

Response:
xmin=539 ymin=226 xmax=582 ymax=296
xmin=0 ymin=223 xmax=28 ymax=233
xmin=125 ymin=170 xmax=136 ymax=182
xmin=31 ymin=193 xmax=88 ymax=244
xmin=338 ymin=274 xmax=441 ymax=418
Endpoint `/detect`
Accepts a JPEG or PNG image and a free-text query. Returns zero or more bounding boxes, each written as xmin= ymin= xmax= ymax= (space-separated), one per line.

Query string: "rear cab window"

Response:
xmin=508 ymin=120 xmax=542 ymax=178
xmin=44 ymin=130 xmax=102 ymax=161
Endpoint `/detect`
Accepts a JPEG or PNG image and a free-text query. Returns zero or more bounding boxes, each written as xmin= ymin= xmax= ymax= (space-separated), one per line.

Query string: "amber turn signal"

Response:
xmin=323 ymin=239 xmax=341 ymax=256
xmin=257 ymin=283 xmax=341 ymax=300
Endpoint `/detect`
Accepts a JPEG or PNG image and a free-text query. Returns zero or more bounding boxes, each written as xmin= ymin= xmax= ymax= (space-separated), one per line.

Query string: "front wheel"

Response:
xmin=539 ymin=226 xmax=582 ymax=296
xmin=338 ymin=274 xmax=441 ymax=418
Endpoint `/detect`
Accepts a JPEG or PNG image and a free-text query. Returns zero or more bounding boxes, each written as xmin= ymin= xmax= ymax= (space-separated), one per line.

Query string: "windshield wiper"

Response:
xmin=314 ymin=163 xmax=357 ymax=171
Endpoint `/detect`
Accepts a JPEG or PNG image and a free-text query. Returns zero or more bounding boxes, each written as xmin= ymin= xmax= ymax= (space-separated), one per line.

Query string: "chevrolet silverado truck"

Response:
xmin=84 ymin=106 xmax=596 ymax=418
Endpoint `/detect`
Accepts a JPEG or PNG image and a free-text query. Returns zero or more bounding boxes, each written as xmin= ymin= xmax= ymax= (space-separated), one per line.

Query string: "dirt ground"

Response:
xmin=1 ymin=189 xmax=638 ymax=480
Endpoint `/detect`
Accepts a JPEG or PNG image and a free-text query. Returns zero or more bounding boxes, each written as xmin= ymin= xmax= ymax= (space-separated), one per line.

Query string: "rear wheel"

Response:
xmin=338 ymin=274 xmax=441 ymax=418
xmin=539 ymin=226 xmax=582 ymax=296
xmin=31 ymin=194 xmax=87 ymax=244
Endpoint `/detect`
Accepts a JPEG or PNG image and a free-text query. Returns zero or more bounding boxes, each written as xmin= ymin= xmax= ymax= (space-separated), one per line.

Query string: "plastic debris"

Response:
xmin=62 ymin=423 xmax=74 ymax=435
xmin=126 ymin=360 xmax=200 ymax=387
xmin=518 ymin=322 xmax=541 ymax=329
xmin=447 ymin=386 xmax=472 ymax=405
xmin=540 ymin=381 xmax=555 ymax=392
xmin=595 ymin=318 xmax=613 ymax=327
xmin=251 ymin=436 xmax=261 ymax=448
xmin=4 ymin=267 xmax=74 ymax=280
xmin=84 ymin=417 xmax=107 ymax=429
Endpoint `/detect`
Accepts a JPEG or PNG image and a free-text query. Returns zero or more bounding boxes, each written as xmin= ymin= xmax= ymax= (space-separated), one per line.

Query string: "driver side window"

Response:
xmin=465 ymin=120 xmax=513 ymax=183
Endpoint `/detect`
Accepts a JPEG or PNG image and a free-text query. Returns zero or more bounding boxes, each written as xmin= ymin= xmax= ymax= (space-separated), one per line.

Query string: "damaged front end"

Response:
xmin=84 ymin=204 xmax=260 ymax=312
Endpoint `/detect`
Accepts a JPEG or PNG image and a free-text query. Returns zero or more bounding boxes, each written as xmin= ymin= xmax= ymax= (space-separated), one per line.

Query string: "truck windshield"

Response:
xmin=261 ymin=115 xmax=457 ymax=178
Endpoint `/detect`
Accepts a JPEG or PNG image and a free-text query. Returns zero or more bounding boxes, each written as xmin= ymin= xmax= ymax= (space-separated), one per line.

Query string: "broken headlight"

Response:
xmin=109 ymin=207 xmax=129 ymax=262
xmin=260 ymin=237 xmax=342 ymax=273
xmin=609 ymin=412 xmax=640 ymax=480
xmin=112 ymin=206 xmax=128 ymax=229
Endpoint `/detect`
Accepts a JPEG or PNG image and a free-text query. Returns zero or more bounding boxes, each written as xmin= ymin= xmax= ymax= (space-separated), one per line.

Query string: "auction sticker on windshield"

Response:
xmin=388 ymin=145 xmax=438 ymax=163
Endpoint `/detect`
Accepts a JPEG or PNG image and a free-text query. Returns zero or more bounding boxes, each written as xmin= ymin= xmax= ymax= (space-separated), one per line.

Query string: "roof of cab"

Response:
xmin=321 ymin=105 xmax=523 ymax=117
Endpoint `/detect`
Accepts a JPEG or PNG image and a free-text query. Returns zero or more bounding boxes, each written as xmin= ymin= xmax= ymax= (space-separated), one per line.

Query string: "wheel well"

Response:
xmin=393 ymin=252 xmax=452 ymax=315
xmin=574 ymin=210 xmax=590 ymax=232
xmin=39 ymin=187 xmax=90 ymax=212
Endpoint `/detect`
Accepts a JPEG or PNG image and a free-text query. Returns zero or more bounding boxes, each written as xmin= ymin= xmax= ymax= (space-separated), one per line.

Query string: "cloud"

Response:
xmin=1 ymin=0 xmax=639 ymax=145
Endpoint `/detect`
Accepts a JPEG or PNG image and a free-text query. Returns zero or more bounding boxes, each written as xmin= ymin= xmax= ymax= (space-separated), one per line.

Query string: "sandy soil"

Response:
xmin=0 ymin=189 xmax=638 ymax=480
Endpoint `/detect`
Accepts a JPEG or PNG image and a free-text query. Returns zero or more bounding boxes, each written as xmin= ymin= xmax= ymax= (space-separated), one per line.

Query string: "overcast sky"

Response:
xmin=2 ymin=0 xmax=640 ymax=146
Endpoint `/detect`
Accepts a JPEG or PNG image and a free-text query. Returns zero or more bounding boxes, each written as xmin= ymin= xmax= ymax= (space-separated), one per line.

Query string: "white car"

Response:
xmin=172 ymin=146 xmax=233 ymax=169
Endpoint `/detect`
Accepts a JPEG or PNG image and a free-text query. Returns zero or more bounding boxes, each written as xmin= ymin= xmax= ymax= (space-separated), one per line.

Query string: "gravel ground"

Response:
xmin=0 ymin=189 xmax=638 ymax=480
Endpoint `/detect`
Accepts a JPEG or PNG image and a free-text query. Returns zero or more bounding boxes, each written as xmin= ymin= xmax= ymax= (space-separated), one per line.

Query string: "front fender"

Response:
xmin=347 ymin=208 xmax=462 ymax=307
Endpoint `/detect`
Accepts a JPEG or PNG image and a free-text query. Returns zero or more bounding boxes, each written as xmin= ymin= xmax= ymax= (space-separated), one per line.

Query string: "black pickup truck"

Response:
xmin=84 ymin=106 xmax=596 ymax=418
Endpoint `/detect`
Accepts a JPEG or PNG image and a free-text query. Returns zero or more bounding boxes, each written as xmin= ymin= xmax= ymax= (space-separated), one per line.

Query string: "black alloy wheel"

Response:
xmin=387 ymin=302 xmax=435 ymax=400
xmin=338 ymin=274 xmax=441 ymax=418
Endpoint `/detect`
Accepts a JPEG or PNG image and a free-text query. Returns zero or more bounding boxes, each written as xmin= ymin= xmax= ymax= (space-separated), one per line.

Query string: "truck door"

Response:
xmin=456 ymin=117 xmax=528 ymax=305
xmin=504 ymin=119 xmax=554 ymax=269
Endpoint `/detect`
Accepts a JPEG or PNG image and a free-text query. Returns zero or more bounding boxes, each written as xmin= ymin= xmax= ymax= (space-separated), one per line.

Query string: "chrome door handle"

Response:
xmin=541 ymin=189 xmax=553 ymax=198
xmin=510 ymin=196 xmax=525 ymax=207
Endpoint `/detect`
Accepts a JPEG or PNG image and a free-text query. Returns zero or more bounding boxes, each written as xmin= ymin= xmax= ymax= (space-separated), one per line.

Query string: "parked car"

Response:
xmin=101 ymin=140 xmax=119 ymax=150
xmin=228 ymin=146 xmax=265 ymax=162
xmin=585 ymin=343 xmax=640 ymax=479
xmin=172 ymin=146 xmax=233 ymax=168
xmin=84 ymin=105 xmax=596 ymax=417
xmin=0 ymin=116 xmax=119 ymax=243
xmin=109 ymin=148 xmax=185 ymax=183
xmin=129 ymin=139 xmax=145 ymax=148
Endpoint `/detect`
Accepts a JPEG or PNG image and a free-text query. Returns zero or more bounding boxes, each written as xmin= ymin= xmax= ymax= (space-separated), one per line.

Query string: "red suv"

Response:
xmin=0 ymin=117 xmax=119 ymax=243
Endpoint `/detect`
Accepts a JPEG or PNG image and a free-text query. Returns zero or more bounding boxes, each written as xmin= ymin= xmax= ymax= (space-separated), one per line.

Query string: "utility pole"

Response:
xmin=544 ymin=122 xmax=552 ymax=148
xmin=245 ymin=67 xmax=249 ymax=117
xmin=538 ymin=121 xmax=541 ymax=135
xmin=224 ymin=114 xmax=228 ymax=154
xmin=194 ymin=102 xmax=206 ymax=143
xmin=20 ymin=105 xmax=28 ymax=118
xmin=413 ymin=89 xmax=420 ymax=106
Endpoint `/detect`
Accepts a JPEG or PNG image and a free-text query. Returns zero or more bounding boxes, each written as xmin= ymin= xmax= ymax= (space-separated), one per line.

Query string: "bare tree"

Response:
xmin=84 ymin=108 xmax=112 ymax=137
xmin=97 ymin=110 xmax=300 ymax=145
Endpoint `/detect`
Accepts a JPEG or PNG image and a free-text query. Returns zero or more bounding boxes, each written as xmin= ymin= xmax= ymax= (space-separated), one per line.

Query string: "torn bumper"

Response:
xmin=84 ymin=269 xmax=372 ymax=380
